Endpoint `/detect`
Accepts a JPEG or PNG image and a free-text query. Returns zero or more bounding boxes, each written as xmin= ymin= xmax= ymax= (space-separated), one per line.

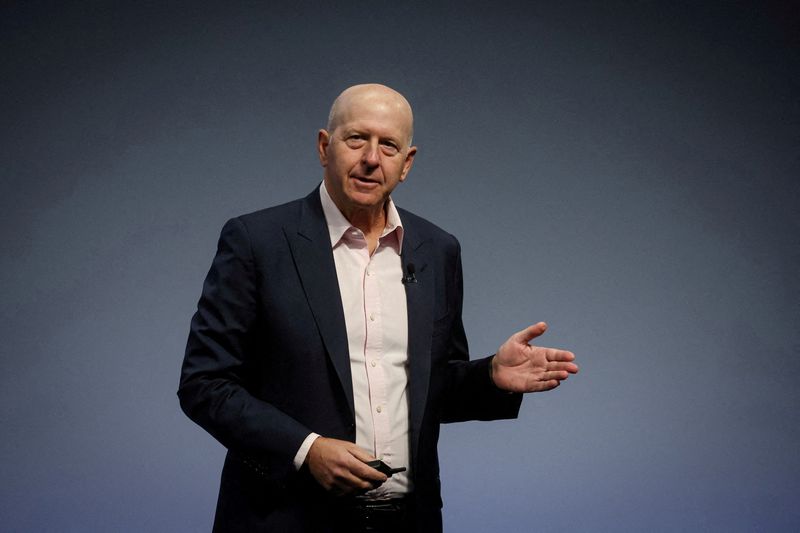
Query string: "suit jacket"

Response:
xmin=178 ymin=188 xmax=522 ymax=532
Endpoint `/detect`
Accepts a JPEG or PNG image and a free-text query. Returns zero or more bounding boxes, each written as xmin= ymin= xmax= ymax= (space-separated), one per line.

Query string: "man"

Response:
xmin=179 ymin=84 xmax=578 ymax=532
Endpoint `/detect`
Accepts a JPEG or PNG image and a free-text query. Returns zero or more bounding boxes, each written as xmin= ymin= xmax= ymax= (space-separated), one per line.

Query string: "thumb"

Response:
xmin=514 ymin=322 xmax=548 ymax=344
xmin=346 ymin=444 xmax=377 ymax=463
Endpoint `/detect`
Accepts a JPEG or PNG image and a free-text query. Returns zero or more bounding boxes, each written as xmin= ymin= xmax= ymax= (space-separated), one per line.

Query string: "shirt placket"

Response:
xmin=363 ymin=244 xmax=390 ymax=471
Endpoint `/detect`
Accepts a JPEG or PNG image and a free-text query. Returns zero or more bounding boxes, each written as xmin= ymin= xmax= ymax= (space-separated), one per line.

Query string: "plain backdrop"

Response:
xmin=2 ymin=1 xmax=798 ymax=531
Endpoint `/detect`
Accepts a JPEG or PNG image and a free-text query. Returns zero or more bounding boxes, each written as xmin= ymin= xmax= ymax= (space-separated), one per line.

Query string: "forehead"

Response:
xmin=336 ymin=94 xmax=412 ymax=138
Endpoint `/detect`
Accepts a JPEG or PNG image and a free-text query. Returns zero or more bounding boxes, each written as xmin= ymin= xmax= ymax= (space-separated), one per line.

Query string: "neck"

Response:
xmin=323 ymin=181 xmax=389 ymax=236
xmin=343 ymin=203 xmax=387 ymax=239
xmin=337 ymin=198 xmax=388 ymax=256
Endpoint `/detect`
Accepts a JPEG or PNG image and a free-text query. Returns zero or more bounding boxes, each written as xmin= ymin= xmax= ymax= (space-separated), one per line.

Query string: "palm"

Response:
xmin=492 ymin=322 xmax=578 ymax=393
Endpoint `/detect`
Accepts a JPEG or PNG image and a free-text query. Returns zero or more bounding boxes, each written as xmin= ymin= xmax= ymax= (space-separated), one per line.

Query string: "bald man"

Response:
xmin=179 ymin=84 xmax=578 ymax=532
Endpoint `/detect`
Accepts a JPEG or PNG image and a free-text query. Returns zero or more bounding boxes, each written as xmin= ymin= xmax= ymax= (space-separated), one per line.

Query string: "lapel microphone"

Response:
xmin=402 ymin=263 xmax=418 ymax=284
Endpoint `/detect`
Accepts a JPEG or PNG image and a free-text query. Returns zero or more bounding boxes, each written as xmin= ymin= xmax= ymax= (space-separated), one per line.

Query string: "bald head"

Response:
xmin=326 ymin=84 xmax=414 ymax=146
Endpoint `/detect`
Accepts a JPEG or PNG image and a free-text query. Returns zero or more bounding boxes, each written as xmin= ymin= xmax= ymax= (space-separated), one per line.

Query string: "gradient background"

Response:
xmin=2 ymin=1 xmax=798 ymax=531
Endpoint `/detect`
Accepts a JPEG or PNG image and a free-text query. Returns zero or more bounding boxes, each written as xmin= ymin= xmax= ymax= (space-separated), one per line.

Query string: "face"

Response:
xmin=318 ymin=88 xmax=416 ymax=219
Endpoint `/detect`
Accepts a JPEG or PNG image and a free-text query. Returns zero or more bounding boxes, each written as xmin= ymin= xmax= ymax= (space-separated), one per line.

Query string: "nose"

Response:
xmin=362 ymin=141 xmax=380 ymax=168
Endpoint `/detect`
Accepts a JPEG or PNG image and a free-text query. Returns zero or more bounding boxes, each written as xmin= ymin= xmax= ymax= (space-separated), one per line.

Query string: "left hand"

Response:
xmin=491 ymin=322 xmax=579 ymax=393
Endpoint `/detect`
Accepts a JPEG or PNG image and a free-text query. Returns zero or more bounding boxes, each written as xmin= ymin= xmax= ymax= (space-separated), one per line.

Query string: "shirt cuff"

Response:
xmin=293 ymin=432 xmax=321 ymax=470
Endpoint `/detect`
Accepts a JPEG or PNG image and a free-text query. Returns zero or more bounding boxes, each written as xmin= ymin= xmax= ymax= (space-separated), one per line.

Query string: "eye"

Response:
xmin=345 ymin=134 xmax=366 ymax=148
xmin=380 ymin=140 xmax=399 ymax=155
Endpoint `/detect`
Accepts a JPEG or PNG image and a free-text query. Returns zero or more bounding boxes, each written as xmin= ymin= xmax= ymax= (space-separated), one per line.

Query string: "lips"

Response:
xmin=352 ymin=175 xmax=380 ymax=185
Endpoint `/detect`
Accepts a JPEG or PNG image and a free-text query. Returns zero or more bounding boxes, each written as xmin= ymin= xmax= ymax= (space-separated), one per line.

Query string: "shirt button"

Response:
xmin=371 ymin=360 xmax=377 ymax=367
xmin=369 ymin=313 xmax=375 ymax=321
xmin=376 ymin=406 xmax=382 ymax=413
xmin=366 ymin=268 xmax=371 ymax=276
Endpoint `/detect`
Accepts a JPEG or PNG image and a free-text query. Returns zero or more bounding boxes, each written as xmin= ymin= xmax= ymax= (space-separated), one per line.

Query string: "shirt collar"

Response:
xmin=319 ymin=181 xmax=404 ymax=254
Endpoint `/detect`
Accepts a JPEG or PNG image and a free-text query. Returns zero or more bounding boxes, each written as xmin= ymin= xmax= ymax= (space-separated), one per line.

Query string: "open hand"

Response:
xmin=491 ymin=322 xmax=578 ymax=393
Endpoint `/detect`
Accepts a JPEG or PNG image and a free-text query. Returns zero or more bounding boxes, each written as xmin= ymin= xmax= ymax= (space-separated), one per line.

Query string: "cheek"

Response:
xmin=342 ymin=155 xmax=363 ymax=172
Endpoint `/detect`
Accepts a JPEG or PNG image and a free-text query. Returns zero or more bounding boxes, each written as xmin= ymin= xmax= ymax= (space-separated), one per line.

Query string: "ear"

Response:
xmin=317 ymin=129 xmax=330 ymax=166
xmin=399 ymin=145 xmax=417 ymax=182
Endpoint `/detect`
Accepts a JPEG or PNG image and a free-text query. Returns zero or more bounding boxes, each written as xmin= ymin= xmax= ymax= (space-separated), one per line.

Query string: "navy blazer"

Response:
xmin=179 ymin=188 xmax=521 ymax=531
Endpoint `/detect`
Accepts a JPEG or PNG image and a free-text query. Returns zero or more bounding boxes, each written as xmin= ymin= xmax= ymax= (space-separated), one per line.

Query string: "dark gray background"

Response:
xmin=2 ymin=1 xmax=798 ymax=531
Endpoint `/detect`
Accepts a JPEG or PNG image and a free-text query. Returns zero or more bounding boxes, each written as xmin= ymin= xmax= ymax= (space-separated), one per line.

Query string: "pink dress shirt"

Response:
xmin=292 ymin=183 xmax=412 ymax=498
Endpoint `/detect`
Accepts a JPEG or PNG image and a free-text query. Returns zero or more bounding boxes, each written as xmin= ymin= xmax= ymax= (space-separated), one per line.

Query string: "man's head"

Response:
xmin=318 ymin=84 xmax=417 ymax=222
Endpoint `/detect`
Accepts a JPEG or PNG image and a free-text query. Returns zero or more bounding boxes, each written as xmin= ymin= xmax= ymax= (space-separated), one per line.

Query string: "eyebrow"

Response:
xmin=342 ymin=128 xmax=402 ymax=145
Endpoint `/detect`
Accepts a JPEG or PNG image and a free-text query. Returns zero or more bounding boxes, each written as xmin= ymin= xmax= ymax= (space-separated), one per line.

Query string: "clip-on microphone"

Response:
xmin=402 ymin=263 xmax=417 ymax=284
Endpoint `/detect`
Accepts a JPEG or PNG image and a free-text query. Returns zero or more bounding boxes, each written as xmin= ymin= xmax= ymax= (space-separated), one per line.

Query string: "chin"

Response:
xmin=347 ymin=191 xmax=385 ymax=207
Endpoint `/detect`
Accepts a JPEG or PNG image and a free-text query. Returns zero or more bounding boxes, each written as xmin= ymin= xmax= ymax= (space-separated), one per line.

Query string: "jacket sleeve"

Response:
xmin=440 ymin=240 xmax=523 ymax=423
xmin=178 ymin=217 xmax=311 ymax=483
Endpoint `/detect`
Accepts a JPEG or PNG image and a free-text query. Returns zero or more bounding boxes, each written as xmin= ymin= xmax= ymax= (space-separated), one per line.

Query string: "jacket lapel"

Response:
xmin=401 ymin=216 xmax=434 ymax=467
xmin=285 ymin=190 xmax=355 ymax=418
xmin=284 ymin=192 xmax=437 ymax=454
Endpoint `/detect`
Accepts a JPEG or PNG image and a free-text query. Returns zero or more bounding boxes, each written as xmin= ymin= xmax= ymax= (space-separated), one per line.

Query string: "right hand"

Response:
xmin=305 ymin=437 xmax=388 ymax=495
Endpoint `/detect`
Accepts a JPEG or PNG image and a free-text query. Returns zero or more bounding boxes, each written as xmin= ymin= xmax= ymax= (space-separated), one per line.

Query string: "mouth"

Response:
xmin=351 ymin=175 xmax=380 ymax=186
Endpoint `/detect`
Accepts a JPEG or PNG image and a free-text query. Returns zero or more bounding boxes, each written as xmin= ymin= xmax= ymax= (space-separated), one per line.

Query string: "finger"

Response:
xmin=355 ymin=468 xmax=387 ymax=483
xmin=333 ymin=470 xmax=377 ymax=493
xmin=350 ymin=467 xmax=386 ymax=483
xmin=545 ymin=349 xmax=576 ymax=363
xmin=346 ymin=444 xmax=377 ymax=463
xmin=515 ymin=322 xmax=548 ymax=344
xmin=528 ymin=379 xmax=560 ymax=392
xmin=322 ymin=460 xmax=374 ymax=494
xmin=344 ymin=448 xmax=388 ymax=482
xmin=542 ymin=370 xmax=570 ymax=381
xmin=351 ymin=459 xmax=389 ymax=483
xmin=547 ymin=361 xmax=580 ymax=374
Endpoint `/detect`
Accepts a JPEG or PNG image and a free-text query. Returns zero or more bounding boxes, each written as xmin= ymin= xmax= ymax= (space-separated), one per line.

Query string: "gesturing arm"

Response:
xmin=437 ymin=239 xmax=578 ymax=423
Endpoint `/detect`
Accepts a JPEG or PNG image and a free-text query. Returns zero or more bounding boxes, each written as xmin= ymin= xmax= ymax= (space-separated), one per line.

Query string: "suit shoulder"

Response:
xmin=211 ymin=196 xmax=307 ymax=254
xmin=397 ymin=207 xmax=460 ymax=250
xmin=213 ymin=196 xmax=308 ymax=244
xmin=235 ymin=197 xmax=304 ymax=228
